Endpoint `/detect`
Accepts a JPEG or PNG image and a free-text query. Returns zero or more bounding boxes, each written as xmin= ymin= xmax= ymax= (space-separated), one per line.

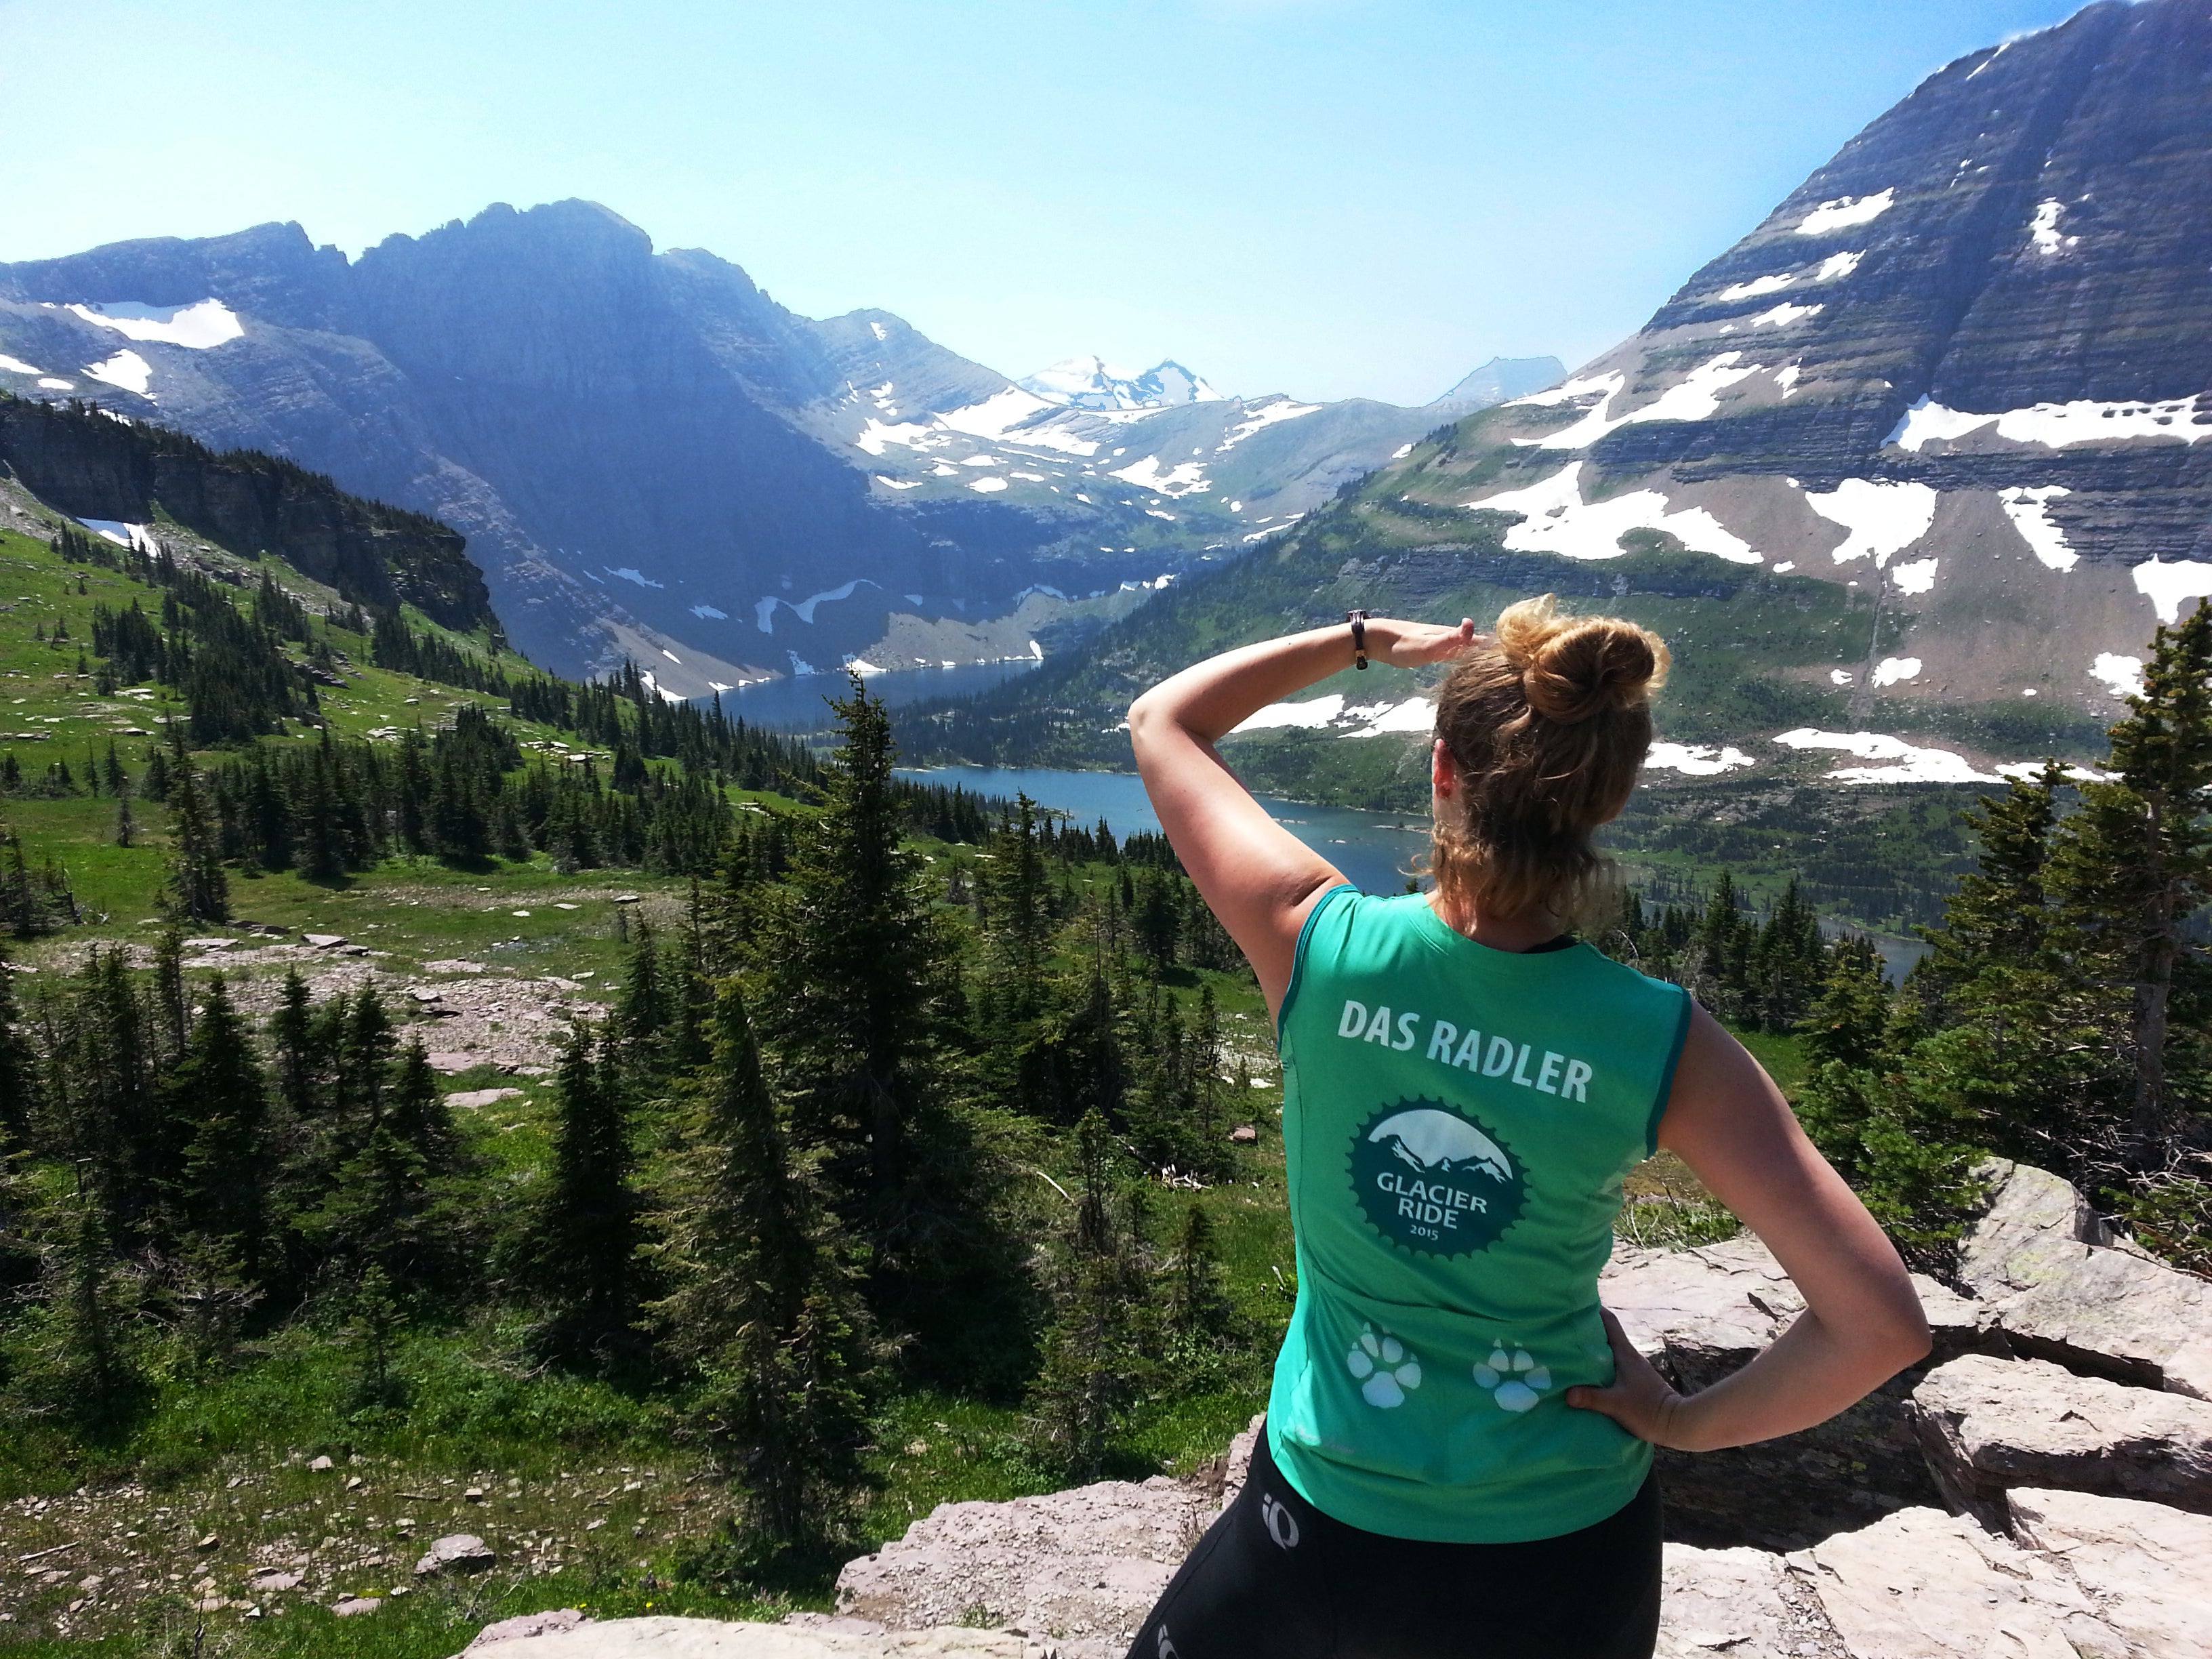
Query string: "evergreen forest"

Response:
xmin=0 ymin=473 xmax=2207 ymax=1659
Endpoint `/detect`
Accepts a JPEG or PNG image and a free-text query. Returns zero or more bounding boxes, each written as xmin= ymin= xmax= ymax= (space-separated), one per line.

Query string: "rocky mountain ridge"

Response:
xmin=940 ymin=0 xmax=2212 ymax=801
xmin=0 ymin=394 xmax=491 ymax=630
xmin=0 ymin=203 xmax=1555 ymax=693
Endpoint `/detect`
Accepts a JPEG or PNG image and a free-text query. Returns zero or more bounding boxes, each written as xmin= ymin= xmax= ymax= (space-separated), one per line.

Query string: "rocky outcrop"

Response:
xmin=448 ymin=1618 xmax=1045 ymax=1658
xmin=0 ymin=394 xmax=490 ymax=630
xmin=834 ymin=1475 xmax=1208 ymax=1659
xmin=2009 ymin=1487 xmax=2212 ymax=1658
xmin=454 ymin=1160 xmax=2209 ymax=1658
xmin=1909 ymin=1353 xmax=2212 ymax=1519
xmin=1799 ymin=1501 xmax=2135 ymax=1658
xmin=1957 ymin=1159 xmax=2212 ymax=1398
xmin=1596 ymin=1236 xmax=1986 ymax=1549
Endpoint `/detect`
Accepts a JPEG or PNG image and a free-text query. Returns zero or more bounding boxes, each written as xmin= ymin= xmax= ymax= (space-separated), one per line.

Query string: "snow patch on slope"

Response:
xmin=1645 ymin=743 xmax=1756 ymax=777
xmin=1889 ymin=394 xmax=2211 ymax=451
xmin=2089 ymin=654 xmax=2144 ymax=699
xmin=84 ymin=350 xmax=152 ymax=396
xmin=1473 ymin=462 xmax=1763 ymax=565
xmin=64 ymin=298 xmax=243 ymax=350
xmin=1805 ymin=478 xmax=1938 ymax=567
xmin=1997 ymin=486 xmax=2078 ymax=571
xmin=2132 ymin=558 xmax=2212 ymax=624
xmin=1795 ymin=189 xmax=1894 ymax=236
xmin=1774 ymin=728 xmax=1996 ymax=784
xmin=1530 ymin=354 xmax=1765 ymax=449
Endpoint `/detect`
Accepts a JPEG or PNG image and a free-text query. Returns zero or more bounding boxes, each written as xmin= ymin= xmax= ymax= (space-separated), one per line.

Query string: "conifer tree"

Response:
xmin=1168 ymin=1201 xmax=1234 ymax=1343
xmin=150 ymin=926 xmax=188 ymax=1063
xmin=613 ymin=915 xmax=668 ymax=1065
xmin=979 ymin=796 xmax=1054 ymax=1021
xmin=163 ymin=759 xmax=228 ymax=924
xmin=751 ymin=674 xmax=1010 ymax=1355
xmin=1027 ymin=1107 xmax=1153 ymax=1479
xmin=518 ymin=1024 xmax=642 ymax=1368
xmin=166 ymin=975 xmax=271 ymax=1279
xmin=0 ymin=941 xmax=36 ymax=1153
xmin=304 ymin=1032 xmax=464 ymax=1300
xmin=25 ymin=1185 xmax=141 ymax=1431
xmin=649 ymin=983 xmax=879 ymax=1555
xmin=2045 ymin=601 xmax=2212 ymax=1164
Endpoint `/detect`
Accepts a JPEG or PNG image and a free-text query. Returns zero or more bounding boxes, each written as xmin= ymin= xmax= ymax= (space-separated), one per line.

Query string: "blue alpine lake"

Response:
xmin=893 ymin=763 xmax=1433 ymax=897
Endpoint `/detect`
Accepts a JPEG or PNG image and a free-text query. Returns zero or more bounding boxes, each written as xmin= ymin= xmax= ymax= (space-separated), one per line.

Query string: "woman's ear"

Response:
xmin=1431 ymin=739 xmax=1455 ymax=798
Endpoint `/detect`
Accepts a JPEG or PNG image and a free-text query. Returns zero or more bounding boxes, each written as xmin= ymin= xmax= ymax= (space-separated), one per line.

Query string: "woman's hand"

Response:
xmin=1564 ymin=1308 xmax=1689 ymax=1448
xmin=1370 ymin=617 xmax=1481 ymax=668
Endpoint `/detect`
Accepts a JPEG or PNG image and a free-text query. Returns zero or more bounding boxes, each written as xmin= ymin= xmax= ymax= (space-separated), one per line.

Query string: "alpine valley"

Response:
xmin=915 ymin=0 xmax=2212 ymax=897
xmin=0 ymin=206 xmax=1555 ymax=695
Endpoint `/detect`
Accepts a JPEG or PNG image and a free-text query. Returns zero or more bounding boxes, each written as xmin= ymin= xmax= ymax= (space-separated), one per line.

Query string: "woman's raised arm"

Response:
xmin=1126 ymin=616 xmax=1475 ymax=1014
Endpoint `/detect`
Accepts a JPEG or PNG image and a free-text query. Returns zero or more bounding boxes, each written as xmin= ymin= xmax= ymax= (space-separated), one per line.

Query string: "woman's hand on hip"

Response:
xmin=1563 ymin=1307 xmax=1687 ymax=1448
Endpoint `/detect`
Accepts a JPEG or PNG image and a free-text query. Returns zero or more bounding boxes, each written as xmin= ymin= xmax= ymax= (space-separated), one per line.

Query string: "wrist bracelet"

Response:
xmin=1347 ymin=609 xmax=1370 ymax=670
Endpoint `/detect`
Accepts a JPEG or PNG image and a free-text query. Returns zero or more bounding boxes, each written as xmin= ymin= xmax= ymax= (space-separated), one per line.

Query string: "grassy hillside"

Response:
xmin=0 ymin=464 xmax=1797 ymax=1659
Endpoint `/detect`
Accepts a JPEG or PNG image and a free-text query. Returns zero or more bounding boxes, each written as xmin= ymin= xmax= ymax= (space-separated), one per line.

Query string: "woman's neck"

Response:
xmin=1427 ymin=890 xmax=1565 ymax=951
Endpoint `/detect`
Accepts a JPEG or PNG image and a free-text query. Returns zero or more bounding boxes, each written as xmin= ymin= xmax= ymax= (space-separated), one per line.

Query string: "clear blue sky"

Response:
xmin=0 ymin=0 xmax=2087 ymax=405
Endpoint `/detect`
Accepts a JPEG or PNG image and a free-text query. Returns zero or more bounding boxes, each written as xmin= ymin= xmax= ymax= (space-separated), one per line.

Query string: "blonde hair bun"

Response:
xmin=1424 ymin=594 xmax=1673 ymax=921
xmin=1494 ymin=594 xmax=1669 ymax=725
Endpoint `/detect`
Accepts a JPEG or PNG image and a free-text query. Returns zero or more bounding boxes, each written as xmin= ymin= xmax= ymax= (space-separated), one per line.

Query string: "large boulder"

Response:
xmin=2008 ymin=1487 xmax=2212 ymax=1659
xmin=1598 ymin=1237 xmax=1969 ymax=1547
xmin=834 ymin=1477 xmax=1207 ymax=1659
xmin=445 ymin=1618 xmax=1044 ymax=1658
xmin=1910 ymin=1353 xmax=2212 ymax=1519
xmin=1959 ymin=1159 xmax=2212 ymax=1398
xmin=415 ymin=1533 xmax=497 ymax=1576
xmin=1654 ymin=1545 xmax=1799 ymax=1658
xmin=1800 ymin=1503 xmax=2129 ymax=1657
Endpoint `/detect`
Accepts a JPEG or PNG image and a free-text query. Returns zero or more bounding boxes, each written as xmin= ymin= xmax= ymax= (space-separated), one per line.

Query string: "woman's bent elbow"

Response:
xmin=1126 ymin=691 xmax=1168 ymax=747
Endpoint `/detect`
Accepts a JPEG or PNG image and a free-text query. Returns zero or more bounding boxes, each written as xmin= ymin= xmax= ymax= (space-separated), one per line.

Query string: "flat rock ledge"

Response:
xmin=449 ymin=1619 xmax=1046 ymax=1658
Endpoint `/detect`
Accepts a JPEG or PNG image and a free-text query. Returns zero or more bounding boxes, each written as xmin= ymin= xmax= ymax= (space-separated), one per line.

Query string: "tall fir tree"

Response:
xmin=518 ymin=1024 xmax=642 ymax=1368
xmin=165 ymin=974 xmax=271 ymax=1280
xmin=649 ymin=983 xmax=880 ymax=1556
xmin=2045 ymin=601 xmax=2212 ymax=1165
xmin=751 ymin=674 xmax=1014 ymax=1364
xmin=1027 ymin=1106 xmax=1155 ymax=1479
xmin=163 ymin=759 xmax=228 ymax=924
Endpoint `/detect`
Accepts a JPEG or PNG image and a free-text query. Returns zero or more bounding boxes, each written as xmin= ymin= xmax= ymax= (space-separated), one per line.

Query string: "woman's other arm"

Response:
xmin=1565 ymin=1005 xmax=1931 ymax=1450
xmin=1126 ymin=617 xmax=1475 ymax=1015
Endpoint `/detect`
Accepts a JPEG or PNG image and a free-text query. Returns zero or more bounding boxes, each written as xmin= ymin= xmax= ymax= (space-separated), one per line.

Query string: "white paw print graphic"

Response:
xmin=1474 ymin=1344 xmax=1552 ymax=1412
xmin=1346 ymin=1323 xmax=1422 ymax=1408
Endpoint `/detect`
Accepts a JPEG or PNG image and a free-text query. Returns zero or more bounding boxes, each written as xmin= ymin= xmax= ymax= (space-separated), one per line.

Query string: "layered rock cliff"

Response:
xmin=0 ymin=205 xmax=1548 ymax=688
xmin=0 ymin=394 xmax=489 ymax=630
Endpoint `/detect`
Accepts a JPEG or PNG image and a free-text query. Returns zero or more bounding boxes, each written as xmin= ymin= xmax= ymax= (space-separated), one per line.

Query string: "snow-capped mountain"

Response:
xmin=1017 ymin=356 xmax=1223 ymax=410
xmin=932 ymin=0 xmax=2212 ymax=795
xmin=0 ymin=201 xmax=1554 ymax=692
xmin=1378 ymin=0 xmax=2212 ymax=767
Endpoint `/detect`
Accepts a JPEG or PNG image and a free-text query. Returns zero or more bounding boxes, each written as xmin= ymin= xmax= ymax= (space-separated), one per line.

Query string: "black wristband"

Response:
xmin=1347 ymin=609 xmax=1370 ymax=670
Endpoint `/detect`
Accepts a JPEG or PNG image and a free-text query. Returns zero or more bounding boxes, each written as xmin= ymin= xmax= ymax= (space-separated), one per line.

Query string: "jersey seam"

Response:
xmin=1276 ymin=882 xmax=1357 ymax=1042
xmin=1645 ymin=987 xmax=1695 ymax=1157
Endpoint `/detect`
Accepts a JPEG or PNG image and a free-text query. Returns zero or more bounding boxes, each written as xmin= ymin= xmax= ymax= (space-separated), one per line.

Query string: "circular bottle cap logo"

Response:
xmin=1348 ymin=1099 xmax=1526 ymax=1258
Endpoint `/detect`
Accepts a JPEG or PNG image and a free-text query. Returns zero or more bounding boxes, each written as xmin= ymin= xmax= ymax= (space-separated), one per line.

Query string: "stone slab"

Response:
xmin=836 ymin=1477 xmax=1204 ymax=1659
xmin=1959 ymin=1160 xmax=2212 ymax=1398
xmin=1802 ymin=1504 xmax=2127 ymax=1658
xmin=1910 ymin=1353 xmax=2212 ymax=1517
xmin=449 ymin=1619 xmax=1042 ymax=1658
xmin=2007 ymin=1486 xmax=2212 ymax=1659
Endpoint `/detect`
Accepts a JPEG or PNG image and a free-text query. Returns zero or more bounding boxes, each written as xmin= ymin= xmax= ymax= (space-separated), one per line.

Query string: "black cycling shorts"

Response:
xmin=1127 ymin=1427 xmax=1660 ymax=1659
